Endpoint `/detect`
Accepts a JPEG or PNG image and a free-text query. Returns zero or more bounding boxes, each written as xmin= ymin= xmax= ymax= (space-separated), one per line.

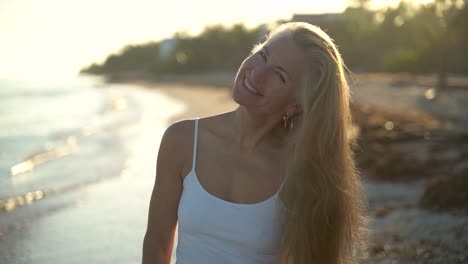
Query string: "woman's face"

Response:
xmin=232 ymin=31 xmax=308 ymax=116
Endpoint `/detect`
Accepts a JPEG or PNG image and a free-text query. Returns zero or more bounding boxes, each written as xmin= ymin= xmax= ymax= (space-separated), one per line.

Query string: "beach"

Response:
xmin=1 ymin=75 xmax=467 ymax=263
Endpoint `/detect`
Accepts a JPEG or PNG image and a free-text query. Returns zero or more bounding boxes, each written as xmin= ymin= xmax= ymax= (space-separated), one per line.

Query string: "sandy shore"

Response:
xmin=127 ymin=81 xmax=238 ymax=123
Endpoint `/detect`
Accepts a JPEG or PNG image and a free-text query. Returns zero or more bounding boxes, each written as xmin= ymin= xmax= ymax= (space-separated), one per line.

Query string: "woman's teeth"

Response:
xmin=243 ymin=78 xmax=261 ymax=95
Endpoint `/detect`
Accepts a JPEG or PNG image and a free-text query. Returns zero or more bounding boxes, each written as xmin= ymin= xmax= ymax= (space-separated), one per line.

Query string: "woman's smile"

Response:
xmin=243 ymin=76 xmax=263 ymax=96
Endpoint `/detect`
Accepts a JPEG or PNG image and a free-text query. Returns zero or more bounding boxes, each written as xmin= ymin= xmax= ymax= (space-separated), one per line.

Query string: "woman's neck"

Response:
xmin=229 ymin=106 xmax=288 ymax=153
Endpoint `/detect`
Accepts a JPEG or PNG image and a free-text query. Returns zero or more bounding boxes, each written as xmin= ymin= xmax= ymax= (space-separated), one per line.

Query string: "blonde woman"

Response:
xmin=143 ymin=22 xmax=368 ymax=264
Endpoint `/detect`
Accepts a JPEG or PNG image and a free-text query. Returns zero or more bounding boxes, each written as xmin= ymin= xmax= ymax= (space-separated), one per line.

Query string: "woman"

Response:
xmin=143 ymin=22 xmax=368 ymax=264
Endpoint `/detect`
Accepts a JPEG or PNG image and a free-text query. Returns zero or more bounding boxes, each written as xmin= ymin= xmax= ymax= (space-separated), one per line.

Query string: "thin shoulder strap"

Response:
xmin=278 ymin=164 xmax=290 ymax=193
xmin=278 ymin=174 xmax=288 ymax=193
xmin=191 ymin=118 xmax=199 ymax=170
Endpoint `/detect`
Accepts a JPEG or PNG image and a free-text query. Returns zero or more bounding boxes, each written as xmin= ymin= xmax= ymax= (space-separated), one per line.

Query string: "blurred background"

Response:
xmin=0 ymin=0 xmax=467 ymax=263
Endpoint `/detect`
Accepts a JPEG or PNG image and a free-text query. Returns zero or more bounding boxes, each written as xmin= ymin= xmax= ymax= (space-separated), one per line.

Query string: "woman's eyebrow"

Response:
xmin=264 ymin=46 xmax=290 ymax=79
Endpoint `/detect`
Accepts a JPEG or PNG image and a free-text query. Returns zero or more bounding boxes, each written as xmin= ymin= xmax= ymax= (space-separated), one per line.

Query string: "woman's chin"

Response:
xmin=232 ymin=89 xmax=243 ymax=105
xmin=232 ymin=85 xmax=250 ymax=106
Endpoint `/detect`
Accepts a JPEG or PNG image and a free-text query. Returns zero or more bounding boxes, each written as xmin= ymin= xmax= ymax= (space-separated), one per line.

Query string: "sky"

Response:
xmin=0 ymin=0 xmax=432 ymax=79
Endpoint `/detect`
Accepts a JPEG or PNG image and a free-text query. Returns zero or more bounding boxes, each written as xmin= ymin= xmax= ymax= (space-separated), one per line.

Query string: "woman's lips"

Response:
xmin=243 ymin=77 xmax=263 ymax=96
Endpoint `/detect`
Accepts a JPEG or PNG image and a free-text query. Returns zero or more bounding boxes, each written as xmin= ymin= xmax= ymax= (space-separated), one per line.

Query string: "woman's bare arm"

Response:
xmin=143 ymin=121 xmax=191 ymax=264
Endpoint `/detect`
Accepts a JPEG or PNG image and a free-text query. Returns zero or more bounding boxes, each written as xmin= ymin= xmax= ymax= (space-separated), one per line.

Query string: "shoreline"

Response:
xmin=0 ymin=82 xmax=187 ymax=264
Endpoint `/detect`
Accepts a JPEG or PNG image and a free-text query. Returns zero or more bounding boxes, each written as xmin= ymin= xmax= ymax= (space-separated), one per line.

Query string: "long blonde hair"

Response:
xmin=270 ymin=23 xmax=369 ymax=264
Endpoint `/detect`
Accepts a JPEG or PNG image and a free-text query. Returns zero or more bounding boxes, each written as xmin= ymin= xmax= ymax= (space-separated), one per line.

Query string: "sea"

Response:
xmin=0 ymin=75 xmax=185 ymax=263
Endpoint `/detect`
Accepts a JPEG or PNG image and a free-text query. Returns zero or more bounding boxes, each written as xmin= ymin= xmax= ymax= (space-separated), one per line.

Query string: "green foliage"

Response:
xmin=81 ymin=24 xmax=265 ymax=75
xmin=80 ymin=1 xmax=468 ymax=76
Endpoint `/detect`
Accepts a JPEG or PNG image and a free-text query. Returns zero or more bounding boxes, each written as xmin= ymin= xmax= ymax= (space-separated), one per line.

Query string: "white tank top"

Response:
xmin=176 ymin=118 xmax=287 ymax=264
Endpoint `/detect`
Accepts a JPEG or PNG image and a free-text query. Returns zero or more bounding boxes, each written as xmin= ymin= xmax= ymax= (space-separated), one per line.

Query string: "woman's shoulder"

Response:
xmin=166 ymin=111 xmax=234 ymax=138
xmin=161 ymin=117 xmax=202 ymax=148
xmin=161 ymin=119 xmax=197 ymax=153
xmin=157 ymin=119 xmax=198 ymax=176
xmin=165 ymin=118 xmax=197 ymax=136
